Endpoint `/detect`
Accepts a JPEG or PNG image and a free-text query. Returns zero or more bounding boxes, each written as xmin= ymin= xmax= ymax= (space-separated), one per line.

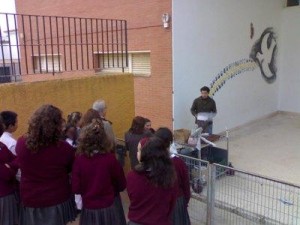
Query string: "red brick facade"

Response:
xmin=16 ymin=0 xmax=173 ymax=130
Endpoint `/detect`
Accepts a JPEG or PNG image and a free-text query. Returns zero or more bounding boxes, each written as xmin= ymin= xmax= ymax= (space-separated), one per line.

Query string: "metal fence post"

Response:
xmin=207 ymin=163 xmax=216 ymax=225
xmin=176 ymin=153 xmax=300 ymax=225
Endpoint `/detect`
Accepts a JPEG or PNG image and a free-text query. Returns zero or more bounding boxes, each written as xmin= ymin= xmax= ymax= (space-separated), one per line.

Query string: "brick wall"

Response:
xmin=15 ymin=0 xmax=173 ymax=130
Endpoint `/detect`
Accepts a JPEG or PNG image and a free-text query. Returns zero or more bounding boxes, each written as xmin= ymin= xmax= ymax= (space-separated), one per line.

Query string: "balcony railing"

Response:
xmin=0 ymin=13 xmax=128 ymax=83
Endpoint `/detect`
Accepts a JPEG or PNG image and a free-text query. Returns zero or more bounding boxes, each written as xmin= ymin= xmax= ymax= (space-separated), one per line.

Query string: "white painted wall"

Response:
xmin=172 ymin=0 xmax=283 ymax=133
xmin=278 ymin=6 xmax=300 ymax=113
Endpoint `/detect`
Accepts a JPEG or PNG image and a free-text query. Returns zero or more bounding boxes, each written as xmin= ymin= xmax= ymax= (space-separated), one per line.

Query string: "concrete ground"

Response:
xmin=69 ymin=111 xmax=300 ymax=225
xmin=227 ymin=111 xmax=300 ymax=186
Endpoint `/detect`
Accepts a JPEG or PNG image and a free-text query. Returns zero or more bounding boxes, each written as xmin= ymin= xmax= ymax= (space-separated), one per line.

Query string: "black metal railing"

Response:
xmin=0 ymin=13 xmax=128 ymax=83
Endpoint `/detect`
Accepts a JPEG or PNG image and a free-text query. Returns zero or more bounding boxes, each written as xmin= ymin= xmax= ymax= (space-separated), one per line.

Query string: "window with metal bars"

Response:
xmin=33 ymin=54 xmax=62 ymax=73
xmin=96 ymin=51 xmax=150 ymax=76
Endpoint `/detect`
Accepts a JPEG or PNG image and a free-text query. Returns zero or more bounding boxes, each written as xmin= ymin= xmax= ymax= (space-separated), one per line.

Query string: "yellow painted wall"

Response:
xmin=0 ymin=74 xmax=135 ymax=140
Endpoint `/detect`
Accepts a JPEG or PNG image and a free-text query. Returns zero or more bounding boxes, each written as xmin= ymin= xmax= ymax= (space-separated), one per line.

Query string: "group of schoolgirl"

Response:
xmin=0 ymin=102 xmax=191 ymax=225
xmin=122 ymin=116 xmax=191 ymax=225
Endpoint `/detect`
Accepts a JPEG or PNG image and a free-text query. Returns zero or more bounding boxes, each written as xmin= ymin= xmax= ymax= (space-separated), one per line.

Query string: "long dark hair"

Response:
xmin=129 ymin=116 xmax=145 ymax=134
xmin=76 ymin=119 xmax=112 ymax=157
xmin=135 ymin=136 xmax=176 ymax=188
xmin=26 ymin=104 xmax=63 ymax=152
xmin=155 ymin=127 xmax=173 ymax=149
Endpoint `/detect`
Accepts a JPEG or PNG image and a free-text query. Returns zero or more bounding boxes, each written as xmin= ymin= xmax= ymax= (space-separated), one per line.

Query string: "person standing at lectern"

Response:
xmin=190 ymin=86 xmax=217 ymax=134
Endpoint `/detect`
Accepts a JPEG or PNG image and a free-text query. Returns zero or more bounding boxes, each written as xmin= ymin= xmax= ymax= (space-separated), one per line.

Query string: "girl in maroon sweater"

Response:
xmin=16 ymin=104 xmax=76 ymax=225
xmin=0 ymin=139 xmax=18 ymax=225
xmin=155 ymin=127 xmax=191 ymax=225
xmin=125 ymin=116 xmax=149 ymax=170
xmin=72 ymin=119 xmax=126 ymax=225
xmin=127 ymin=136 xmax=178 ymax=225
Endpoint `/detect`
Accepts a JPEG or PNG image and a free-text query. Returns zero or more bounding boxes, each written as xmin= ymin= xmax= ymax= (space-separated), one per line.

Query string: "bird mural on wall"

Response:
xmin=210 ymin=27 xmax=277 ymax=96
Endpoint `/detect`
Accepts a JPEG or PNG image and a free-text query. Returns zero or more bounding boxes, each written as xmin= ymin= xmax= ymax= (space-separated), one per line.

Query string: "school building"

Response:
xmin=10 ymin=0 xmax=300 ymax=135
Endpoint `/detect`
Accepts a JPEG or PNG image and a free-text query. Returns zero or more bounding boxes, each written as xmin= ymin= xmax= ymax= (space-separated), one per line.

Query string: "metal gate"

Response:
xmin=177 ymin=154 xmax=300 ymax=225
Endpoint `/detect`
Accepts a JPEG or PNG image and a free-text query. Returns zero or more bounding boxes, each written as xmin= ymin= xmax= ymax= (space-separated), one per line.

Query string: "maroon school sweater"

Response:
xmin=127 ymin=170 xmax=178 ymax=225
xmin=72 ymin=152 xmax=126 ymax=209
xmin=172 ymin=156 xmax=191 ymax=205
xmin=15 ymin=136 xmax=75 ymax=207
xmin=0 ymin=142 xmax=17 ymax=197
